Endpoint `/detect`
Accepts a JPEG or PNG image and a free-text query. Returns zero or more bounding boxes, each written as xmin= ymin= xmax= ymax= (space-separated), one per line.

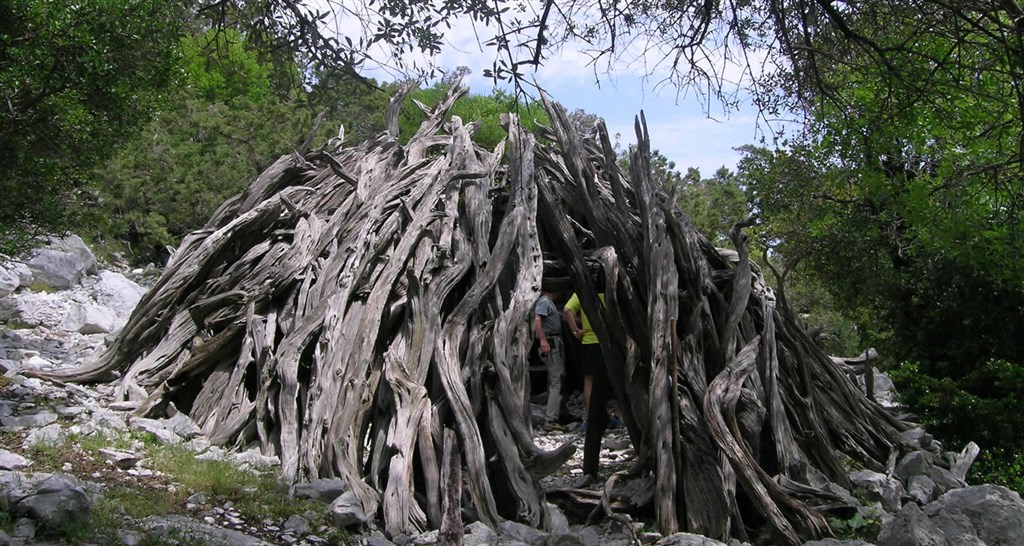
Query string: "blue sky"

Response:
xmin=333 ymin=4 xmax=781 ymax=176
xmin=362 ymin=62 xmax=767 ymax=177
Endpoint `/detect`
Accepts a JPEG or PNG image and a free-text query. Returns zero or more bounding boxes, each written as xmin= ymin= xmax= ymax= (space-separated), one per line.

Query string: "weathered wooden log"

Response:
xmin=439 ymin=429 xmax=464 ymax=546
xmin=45 ymin=84 xmax=917 ymax=543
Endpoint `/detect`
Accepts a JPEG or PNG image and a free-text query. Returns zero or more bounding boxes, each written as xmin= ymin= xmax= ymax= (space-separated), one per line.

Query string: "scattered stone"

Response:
xmin=569 ymin=525 xmax=600 ymax=546
xmin=906 ymin=474 xmax=937 ymax=505
xmin=546 ymin=502 xmax=570 ymax=533
xmin=284 ymin=514 xmax=312 ymax=534
xmin=92 ymin=271 xmax=146 ymax=318
xmin=0 ymin=449 xmax=30 ymax=470
xmin=802 ymin=536 xmax=876 ymax=540
xmin=23 ymin=352 xmax=53 ymax=370
xmin=291 ymin=478 xmax=348 ymax=504
xmin=229 ymin=448 xmax=280 ymax=469
xmin=59 ymin=302 xmax=120 ymax=334
xmin=408 ymin=529 xmax=439 ymax=544
xmin=463 ymin=521 xmax=498 ymax=546
xmin=88 ymin=408 xmax=128 ymax=430
xmin=849 ymin=470 xmax=905 ymax=513
xmin=11 ymin=517 xmax=35 ymax=539
xmin=22 ymin=423 xmax=65 ymax=450
xmin=0 ymin=265 xmax=20 ymax=298
xmin=163 ymin=410 xmax=202 ymax=439
xmin=143 ymin=514 xmax=275 ymax=546
xmin=0 ymin=409 xmax=58 ymax=429
xmin=0 ymin=472 xmax=94 ymax=528
xmin=655 ymin=532 xmax=730 ymax=545
xmin=98 ymin=448 xmax=143 ymax=469
xmin=925 ymin=484 xmax=1024 ymax=545
xmin=54 ymin=405 xmax=87 ymax=418
xmin=117 ymin=529 xmax=144 ymax=546
xmin=363 ymin=532 xmax=398 ymax=546
xmin=548 ymin=532 xmax=585 ymax=546
xmin=0 ymin=291 xmax=69 ymax=329
xmin=128 ymin=417 xmax=182 ymax=444
xmin=106 ymin=400 xmax=141 ymax=411
xmin=25 ymin=235 xmax=97 ymax=291
xmin=927 ymin=465 xmax=963 ymax=495
xmin=501 ymin=519 xmax=549 ymax=545
xmin=894 ymin=450 xmax=933 ymax=483
xmin=877 ymin=502 xmax=947 ymax=546
xmin=329 ymin=491 xmax=368 ymax=527
xmin=188 ymin=492 xmax=208 ymax=504
xmin=898 ymin=428 xmax=934 ymax=451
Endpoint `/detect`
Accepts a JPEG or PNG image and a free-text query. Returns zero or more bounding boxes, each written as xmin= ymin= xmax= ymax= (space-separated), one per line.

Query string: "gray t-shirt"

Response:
xmin=534 ymin=295 xmax=561 ymax=335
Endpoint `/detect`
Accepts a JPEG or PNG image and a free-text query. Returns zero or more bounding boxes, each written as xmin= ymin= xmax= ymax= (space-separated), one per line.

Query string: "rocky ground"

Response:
xmin=0 ymin=237 xmax=658 ymax=545
xmin=3 ymin=237 xmax=1024 ymax=546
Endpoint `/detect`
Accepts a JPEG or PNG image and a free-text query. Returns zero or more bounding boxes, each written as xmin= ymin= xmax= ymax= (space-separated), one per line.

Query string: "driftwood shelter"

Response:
xmin=51 ymin=86 xmax=917 ymax=544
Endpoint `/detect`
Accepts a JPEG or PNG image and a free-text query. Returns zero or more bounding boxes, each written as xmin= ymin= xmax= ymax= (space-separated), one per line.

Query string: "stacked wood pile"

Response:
xmin=49 ymin=85 xmax=911 ymax=545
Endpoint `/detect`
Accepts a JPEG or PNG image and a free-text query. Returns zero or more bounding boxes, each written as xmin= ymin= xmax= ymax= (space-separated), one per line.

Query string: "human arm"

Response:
xmin=562 ymin=306 xmax=584 ymax=341
xmin=533 ymin=314 xmax=551 ymax=354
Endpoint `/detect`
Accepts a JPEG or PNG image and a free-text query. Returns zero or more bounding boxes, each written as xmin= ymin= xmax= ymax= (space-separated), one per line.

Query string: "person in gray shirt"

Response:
xmin=533 ymin=287 xmax=565 ymax=424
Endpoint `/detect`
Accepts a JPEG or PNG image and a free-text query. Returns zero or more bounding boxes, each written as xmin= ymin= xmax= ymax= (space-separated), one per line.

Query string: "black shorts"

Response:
xmin=580 ymin=343 xmax=603 ymax=376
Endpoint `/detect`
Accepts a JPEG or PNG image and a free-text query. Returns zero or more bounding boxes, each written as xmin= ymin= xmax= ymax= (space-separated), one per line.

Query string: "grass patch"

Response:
xmin=99 ymin=485 xmax=184 ymax=520
xmin=0 ymin=321 xmax=35 ymax=331
xmin=6 ymin=425 xmax=341 ymax=543
xmin=77 ymin=429 xmax=149 ymax=454
xmin=26 ymin=282 xmax=56 ymax=294
xmin=147 ymin=444 xmax=325 ymax=523
xmin=26 ymin=439 xmax=76 ymax=472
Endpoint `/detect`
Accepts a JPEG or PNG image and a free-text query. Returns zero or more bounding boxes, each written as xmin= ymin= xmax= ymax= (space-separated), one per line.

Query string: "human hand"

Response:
xmin=540 ymin=339 xmax=551 ymax=355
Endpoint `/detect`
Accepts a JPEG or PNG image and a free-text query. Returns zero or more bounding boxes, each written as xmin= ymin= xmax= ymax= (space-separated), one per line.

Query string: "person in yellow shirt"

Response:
xmin=562 ymin=292 xmax=603 ymax=422
xmin=563 ymin=290 xmax=620 ymax=482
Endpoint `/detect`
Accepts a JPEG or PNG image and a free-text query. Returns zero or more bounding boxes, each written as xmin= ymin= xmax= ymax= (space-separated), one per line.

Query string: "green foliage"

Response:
xmin=0 ymin=0 xmax=186 ymax=254
xmin=828 ymin=506 xmax=881 ymax=541
xmin=82 ymin=46 xmax=312 ymax=264
xmin=745 ymin=125 xmax=1024 ymax=459
xmin=971 ymin=448 xmax=1024 ymax=495
xmin=400 ymin=84 xmax=550 ymax=150
xmin=179 ymin=29 xmax=275 ymax=104
xmin=307 ymin=71 xmax=393 ymax=145
xmin=675 ymin=166 xmax=749 ymax=247
xmin=783 ymin=271 xmax=865 ymax=357
xmin=892 ymin=358 xmax=1024 ymax=495
xmin=618 ymin=149 xmax=750 ymax=248
xmin=891 ymin=359 xmax=1024 ymax=455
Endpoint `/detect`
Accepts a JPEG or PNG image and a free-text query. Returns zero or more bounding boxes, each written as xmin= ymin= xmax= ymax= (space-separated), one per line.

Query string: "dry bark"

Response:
xmin=47 ymin=84 xmax=913 ymax=543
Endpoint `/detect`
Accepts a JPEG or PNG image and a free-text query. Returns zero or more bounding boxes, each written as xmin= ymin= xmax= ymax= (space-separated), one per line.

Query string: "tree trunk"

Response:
xmin=46 ymin=84 xmax=911 ymax=543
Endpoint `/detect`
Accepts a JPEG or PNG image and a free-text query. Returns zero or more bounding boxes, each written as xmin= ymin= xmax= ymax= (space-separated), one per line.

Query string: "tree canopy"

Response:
xmin=5 ymin=0 xmax=1024 ymax=502
xmin=0 ymin=0 xmax=185 ymax=254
